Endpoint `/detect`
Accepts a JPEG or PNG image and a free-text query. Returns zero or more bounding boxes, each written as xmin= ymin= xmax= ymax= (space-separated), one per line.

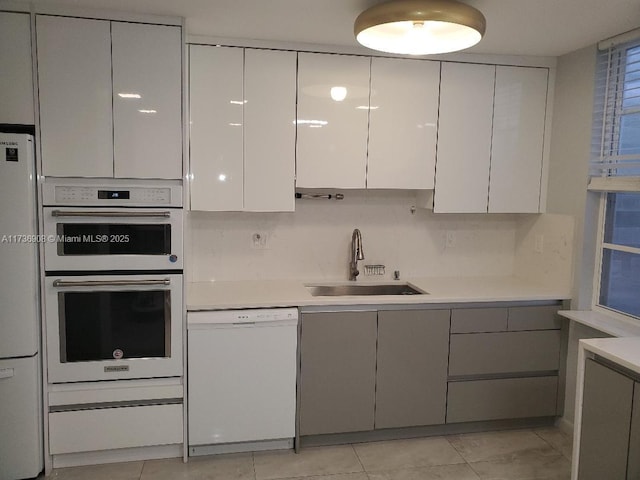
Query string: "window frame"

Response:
xmin=591 ymin=193 xmax=640 ymax=320
xmin=590 ymin=40 xmax=640 ymax=320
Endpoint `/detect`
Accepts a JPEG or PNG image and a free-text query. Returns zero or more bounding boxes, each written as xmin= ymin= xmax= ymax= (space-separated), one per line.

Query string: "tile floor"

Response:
xmin=43 ymin=427 xmax=573 ymax=480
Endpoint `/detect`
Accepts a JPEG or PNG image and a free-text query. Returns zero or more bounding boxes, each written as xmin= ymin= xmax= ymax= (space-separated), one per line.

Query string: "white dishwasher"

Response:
xmin=187 ymin=308 xmax=298 ymax=454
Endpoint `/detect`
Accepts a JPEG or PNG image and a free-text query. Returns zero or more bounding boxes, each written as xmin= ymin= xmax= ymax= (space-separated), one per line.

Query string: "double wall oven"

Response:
xmin=43 ymin=179 xmax=184 ymax=383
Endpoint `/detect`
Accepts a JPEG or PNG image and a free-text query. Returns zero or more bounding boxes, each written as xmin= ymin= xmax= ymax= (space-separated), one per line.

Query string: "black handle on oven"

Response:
xmin=52 ymin=279 xmax=171 ymax=288
xmin=51 ymin=210 xmax=172 ymax=218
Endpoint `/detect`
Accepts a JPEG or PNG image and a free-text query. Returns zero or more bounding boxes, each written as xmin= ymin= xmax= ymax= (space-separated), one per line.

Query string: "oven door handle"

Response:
xmin=51 ymin=210 xmax=172 ymax=218
xmin=52 ymin=279 xmax=171 ymax=288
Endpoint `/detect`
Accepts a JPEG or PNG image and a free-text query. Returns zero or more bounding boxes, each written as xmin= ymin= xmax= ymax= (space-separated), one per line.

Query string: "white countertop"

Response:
xmin=559 ymin=309 xmax=640 ymax=337
xmin=580 ymin=337 xmax=640 ymax=376
xmin=187 ymin=275 xmax=571 ymax=310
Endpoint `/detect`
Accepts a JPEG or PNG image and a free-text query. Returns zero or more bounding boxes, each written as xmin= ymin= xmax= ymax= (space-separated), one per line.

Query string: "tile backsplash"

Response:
xmin=187 ymin=190 xmax=522 ymax=282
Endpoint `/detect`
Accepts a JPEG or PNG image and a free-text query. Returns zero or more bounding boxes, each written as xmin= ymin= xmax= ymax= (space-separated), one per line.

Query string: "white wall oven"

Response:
xmin=42 ymin=179 xmax=184 ymax=384
xmin=45 ymin=273 xmax=182 ymax=383
xmin=42 ymin=181 xmax=183 ymax=272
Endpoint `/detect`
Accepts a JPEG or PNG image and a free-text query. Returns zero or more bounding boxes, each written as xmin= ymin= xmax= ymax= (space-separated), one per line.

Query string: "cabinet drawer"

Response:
xmin=451 ymin=308 xmax=508 ymax=333
xmin=449 ymin=330 xmax=560 ymax=376
xmin=447 ymin=376 xmax=558 ymax=423
xmin=508 ymin=305 xmax=561 ymax=331
xmin=49 ymin=403 xmax=183 ymax=454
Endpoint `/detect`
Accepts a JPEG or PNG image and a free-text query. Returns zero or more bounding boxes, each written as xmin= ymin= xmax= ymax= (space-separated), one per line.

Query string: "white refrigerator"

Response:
xmin=0 ymin=133 xmax=44 ymax=480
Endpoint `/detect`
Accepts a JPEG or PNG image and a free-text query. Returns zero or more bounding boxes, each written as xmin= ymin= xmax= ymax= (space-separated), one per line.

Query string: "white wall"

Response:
xmin=514 ymin=214 xmax=575 ymax=291
xmin=545 ymin=44 xmax=598 ymax=425
xmin=187 ymin=190 xmax=518 ymax=282
xmin=546 ymin=45 xmax=597 ymax=305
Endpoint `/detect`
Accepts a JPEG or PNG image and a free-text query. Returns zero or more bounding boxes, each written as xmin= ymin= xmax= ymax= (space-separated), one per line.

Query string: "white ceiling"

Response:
xmin=16 ymin=0 xmax=640 ymax=57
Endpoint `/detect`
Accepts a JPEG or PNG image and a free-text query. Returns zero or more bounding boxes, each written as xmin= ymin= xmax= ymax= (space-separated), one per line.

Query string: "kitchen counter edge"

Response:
xmin=187 ymin=276 xmax=571 ymax=311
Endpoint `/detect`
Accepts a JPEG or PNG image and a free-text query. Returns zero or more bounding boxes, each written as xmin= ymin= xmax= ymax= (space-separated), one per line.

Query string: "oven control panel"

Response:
xmin=42 ymin=180 xmax=183 ymax=207
xmin=55 ymin=186 xmax=171 ymax=204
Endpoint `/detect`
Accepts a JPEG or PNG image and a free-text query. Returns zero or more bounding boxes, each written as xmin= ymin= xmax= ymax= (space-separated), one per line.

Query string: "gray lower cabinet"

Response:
xmin=446 ymin=304 xmax=562 ymax=424
xmin=507 ymin=305 xmax=562 ymax=331
xmin=577 ymin=359 xmax=636 ymax=480
xmin=300 ymin=303 xmax=564 ymax=438
xmin=450 ymin=307 xmax=508 ymax=333
xmin=629 ymin=382 xmax=640 ymax=479
xmin=375 ymin=309 xmax=450 ymax=429
xmin=299 ymin=311 xmax=377 ymax=435
xmin=447 ymin=376 xmax=558 ymax=423
xmin=448 ymin=330 xmax=561 ymax=376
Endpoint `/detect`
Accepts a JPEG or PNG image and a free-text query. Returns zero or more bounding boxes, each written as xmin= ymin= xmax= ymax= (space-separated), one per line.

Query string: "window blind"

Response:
xmin=589 ymin=36 xmax=640 ymax=184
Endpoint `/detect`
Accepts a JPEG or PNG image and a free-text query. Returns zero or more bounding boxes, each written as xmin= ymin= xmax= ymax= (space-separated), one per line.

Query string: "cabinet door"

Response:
xmin=367 ymin=58 xmax=440 ymax=189
xmin=578 ymin=359 xmax=633 ymax=480
xmin=375 ymin=309 xmax=449 ymax=429
xmin=629 ymin=382 xmax=640 ymax=479
xmin=299 ymin=311 xmax=377 ymax=435
xmin=296 ymin=53 xmax=370 ymax=189
xmin=489 ymin=66 xmax=548 ymax=213
xmin=0 ymin=12 xmax=34 ymax=125
xmin=434 ymin=63 xmax=495 ymax=213
xmin=244 ymin=49 xmax=296 ymax=212
xmin=189 ymin=45 xmax=244 ymax=211
xmin=37 ymin=15 xmax=113 ymax=177
xmin=112 ymin=22 xmax=182 ymax=179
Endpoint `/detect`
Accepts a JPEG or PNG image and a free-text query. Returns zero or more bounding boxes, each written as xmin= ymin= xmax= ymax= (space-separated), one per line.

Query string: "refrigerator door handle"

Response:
xmin=0 ymin=368 xmax=15 ymax=379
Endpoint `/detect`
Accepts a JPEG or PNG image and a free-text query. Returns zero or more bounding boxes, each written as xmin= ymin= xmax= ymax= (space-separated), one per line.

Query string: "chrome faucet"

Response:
xmin=349 ymin=228 xmax=365 ymax=281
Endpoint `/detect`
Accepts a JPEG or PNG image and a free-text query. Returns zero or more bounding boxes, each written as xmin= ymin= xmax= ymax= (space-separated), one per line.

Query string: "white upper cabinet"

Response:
xmin=489 ymin=66 xmax=549 ymax=213
xmin=244 ymin=48 xmax=296 ymax=212
xmin=189 ymin=45 xmax=244 ymax=211
xmin=435 ymin=62 xmax=495 ymax=213
xmin=189 ymin=46 xmax=296 ymax=212
xmin=111 ymin=22 xmax=182 ymax=179
xmin=0 ymin=12 xmax=34 ymax=125
xmin=37 ymin=16 xmax=114 ymax=178
xmin=367 ymin=58 xmax=440 ymax=189
xmin=36 ymin=16 xmax=182 ymax=179
xmin=434 ymin=62 xmax=550 ymax=213
xmin=296 ymin=53 xmax=371 ymax=189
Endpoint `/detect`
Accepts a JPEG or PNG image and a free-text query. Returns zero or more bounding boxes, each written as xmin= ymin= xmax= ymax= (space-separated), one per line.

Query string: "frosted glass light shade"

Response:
xmin=355 ymin=0 xmax=485 ymax=55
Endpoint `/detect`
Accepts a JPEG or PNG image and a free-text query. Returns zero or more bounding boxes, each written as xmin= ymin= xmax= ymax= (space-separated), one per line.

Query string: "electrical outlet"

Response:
xmin=534 ymin=234 xmax=544 ymax=253
xmin=252 ymin=232 xmax=268 ymax=249
xmin=445 ymin=231 xmax=456 ymax=248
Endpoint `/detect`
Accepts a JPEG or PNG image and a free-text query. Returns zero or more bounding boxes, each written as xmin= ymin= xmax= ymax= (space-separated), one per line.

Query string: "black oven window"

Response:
xmin=60 ymin=290 xmax=170 ymax=362
xmin=57 ymin=224 xmax=171 ymax=255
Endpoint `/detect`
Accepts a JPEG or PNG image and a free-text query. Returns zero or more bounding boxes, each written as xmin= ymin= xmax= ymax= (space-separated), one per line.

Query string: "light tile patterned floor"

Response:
xmin=43 ymin=427 xmax=573 ymax=480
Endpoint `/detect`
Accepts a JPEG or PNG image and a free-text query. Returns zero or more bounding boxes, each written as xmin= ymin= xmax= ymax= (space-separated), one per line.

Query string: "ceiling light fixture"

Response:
xmin=354 ymin=0 xmax=486 ymax=55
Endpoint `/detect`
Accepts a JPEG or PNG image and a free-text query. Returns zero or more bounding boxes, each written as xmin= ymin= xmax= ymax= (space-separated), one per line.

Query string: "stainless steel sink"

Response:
xmin=306 ymin=283 xmax=427 ymax=297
